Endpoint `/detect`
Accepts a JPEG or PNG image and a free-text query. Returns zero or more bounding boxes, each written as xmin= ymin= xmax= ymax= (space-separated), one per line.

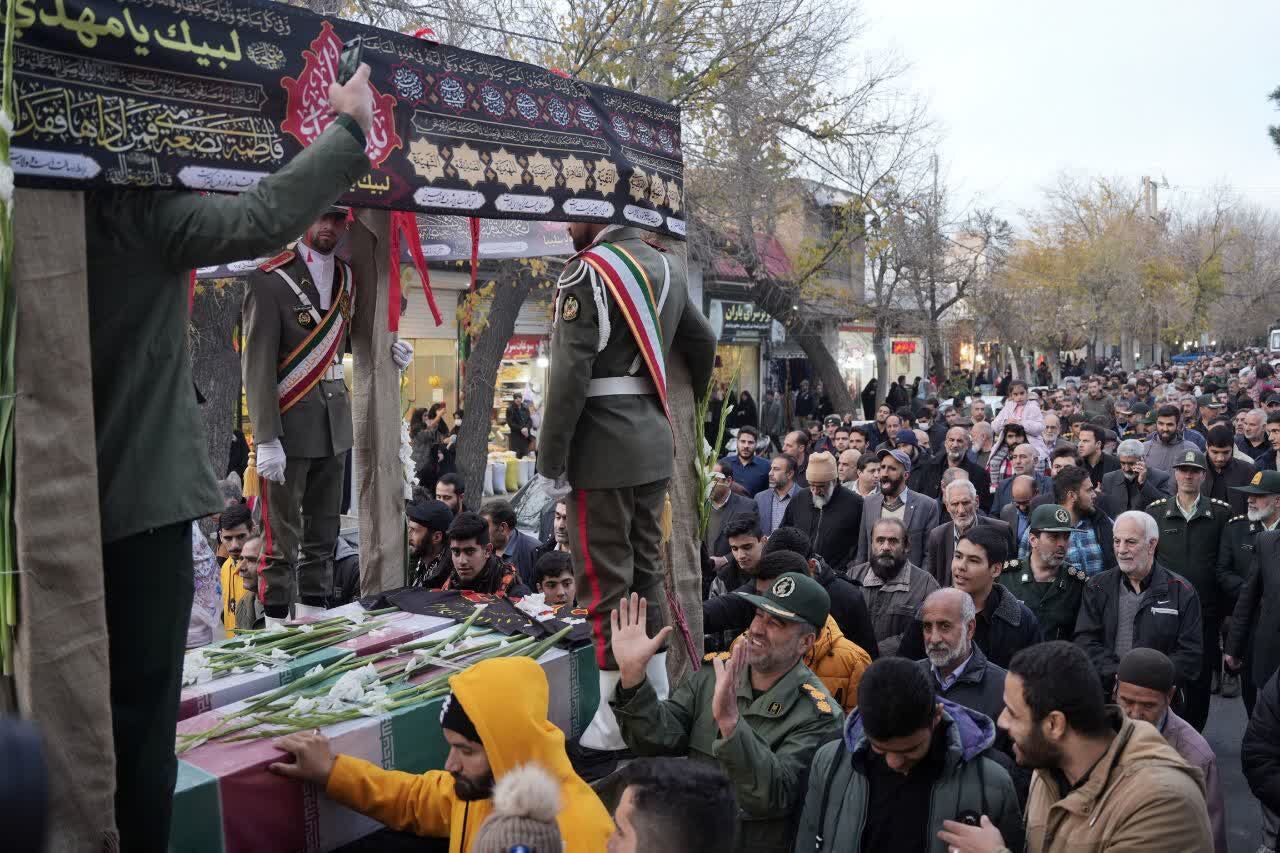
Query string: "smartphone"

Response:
xmin=337 ymin=36 xmax=364 ymax=85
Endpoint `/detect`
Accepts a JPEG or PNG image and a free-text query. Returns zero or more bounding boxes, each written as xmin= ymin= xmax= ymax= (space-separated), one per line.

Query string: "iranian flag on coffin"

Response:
xmin=172 ymin=637 xmax=599 ymax=853
xmin=179 ymin=603 xmax=453 ymax=721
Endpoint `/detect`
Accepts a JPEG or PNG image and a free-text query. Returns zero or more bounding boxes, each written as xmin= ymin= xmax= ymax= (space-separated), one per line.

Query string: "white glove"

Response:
xmin=256 ymin=438 xmax=287 ymax=484
xmin=390 ymin=340 xmax=414 ymax=371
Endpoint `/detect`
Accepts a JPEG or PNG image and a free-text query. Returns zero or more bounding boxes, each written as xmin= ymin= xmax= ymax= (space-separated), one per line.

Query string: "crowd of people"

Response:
xmin=204 ymin=349 xmax=1280 ymax=852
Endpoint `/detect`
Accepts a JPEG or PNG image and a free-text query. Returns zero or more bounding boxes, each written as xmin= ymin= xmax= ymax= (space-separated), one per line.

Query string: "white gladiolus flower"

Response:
xmin=328 ymin=671 xmax=366 ymax=702
xmin=292 ymin=697 xmax=318 ymax=715
xmin=0 ymin=164 xmax=11 ymax=205
xmin=306 ymin=664 xmax=325 ymax=678
xmin=0 ymin=110 xmax=14 ymax=135
xmin=253 ymin=664 xmax=270 ymax=673
xmin=270 ymin=648 xmax=292 ymax=661
xmin=299 ymin=624 xmax=315 ymax=634
xmin=346 ymin=612 xmax=366 ymax=626
xmin=354 ymin=663 xmax=380 ymax=684
xmin=230 ymin=667 xmax=245 ymax=675
xmin=265 ymin=621 xmax=288 ymax=634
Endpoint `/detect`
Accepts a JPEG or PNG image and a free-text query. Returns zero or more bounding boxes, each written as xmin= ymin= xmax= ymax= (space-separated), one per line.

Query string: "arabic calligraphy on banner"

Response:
xmin=6 ymin=0 xmax=686 ymax=239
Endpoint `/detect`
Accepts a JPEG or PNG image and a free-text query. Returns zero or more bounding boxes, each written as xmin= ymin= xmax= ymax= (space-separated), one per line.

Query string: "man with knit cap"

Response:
xmin=781 ymin=450 xmax=864 ymax=569
xmin=1114 ymin=648 xmax=1227 ymax=853
xmin=609 ymin=577 xmax=844 ymax=853
xmin=269 ymin=656 xmax=613 ymax=852
xmin=473 ymin=763 xmax=564 ymax=853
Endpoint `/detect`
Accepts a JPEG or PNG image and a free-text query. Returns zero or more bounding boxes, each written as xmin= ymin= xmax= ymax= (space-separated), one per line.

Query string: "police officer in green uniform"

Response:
xmin=537 ymin=222 xmax=717 ymax=753
xmin=242 ymin=209 xmax=413 ymax=622
xmin=999 ymin=504 xmax=1088 ymax=641
xmin=85 ymin=68 xmax=376 ymax=851
xmin=1221 ymin=470 xmax=1280 ymax=713
xmin=608 ymin=575 xmax=844 ymax=853
xmin=1144 ymin=449 xmax=1234 ymax=730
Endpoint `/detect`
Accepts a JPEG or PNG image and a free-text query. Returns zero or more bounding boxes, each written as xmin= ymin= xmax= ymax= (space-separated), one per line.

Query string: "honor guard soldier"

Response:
xmin=242 ymin=206 xmax=413 ymax=623
xmin=999 ymin=504 xmax=1088 ymax=641
xmin=1224 ymin=470 xmax=1280 ymax=715
xmin=537 ymin=222 xmax=717 ymax=756
xmin=1144 ymin=449 xmax=1234 ymax=731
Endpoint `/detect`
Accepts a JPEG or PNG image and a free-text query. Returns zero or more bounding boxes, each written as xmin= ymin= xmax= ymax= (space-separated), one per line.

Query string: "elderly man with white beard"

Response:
xmin=914 ymin=588 xmax=1008 ymax=728
xmin=1073 ymin=511 xmax=1204 ymax=696
xmin=780 ymin=451 xmax=864 ymax=570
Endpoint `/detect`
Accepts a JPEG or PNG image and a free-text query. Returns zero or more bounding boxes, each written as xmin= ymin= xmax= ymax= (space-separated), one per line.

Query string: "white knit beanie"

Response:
xmin=472 ymin=763 xmax=563 ymax=853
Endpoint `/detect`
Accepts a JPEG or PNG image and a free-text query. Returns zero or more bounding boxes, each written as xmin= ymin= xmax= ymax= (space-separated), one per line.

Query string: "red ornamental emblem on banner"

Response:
xmin=281 ymin=21 xmax=402 ymax=166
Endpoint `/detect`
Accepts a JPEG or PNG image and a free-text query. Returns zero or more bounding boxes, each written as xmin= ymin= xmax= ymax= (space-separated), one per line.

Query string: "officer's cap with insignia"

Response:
xmin=1172 ymin=449 xmax=1207 ymax=471
xmin=1029 ymin=503 xmax=1075 ymax=534
xmin=736 ymin=572 xmax=830 ymax=633
xmin=1233 ymin=470 xmax=1280 ymax=495
xmin=320 ymin=204 xmax=351 ymax=219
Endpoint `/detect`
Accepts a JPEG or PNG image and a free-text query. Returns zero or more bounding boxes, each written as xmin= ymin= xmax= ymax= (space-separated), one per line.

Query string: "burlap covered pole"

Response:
xmin=347 ymin=209 xmax=406 ymax=595
xmin=11 ymin=189 xmax=118 ymax=849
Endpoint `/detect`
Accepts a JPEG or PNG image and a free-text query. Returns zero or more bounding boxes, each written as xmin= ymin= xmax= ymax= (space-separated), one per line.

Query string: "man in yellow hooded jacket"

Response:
xmin=270 ymin=656 xmax=613 ymax=853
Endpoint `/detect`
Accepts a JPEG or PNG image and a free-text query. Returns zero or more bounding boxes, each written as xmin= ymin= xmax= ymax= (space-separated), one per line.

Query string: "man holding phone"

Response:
xmin=88 ymin=64 xmax=377 ymax=851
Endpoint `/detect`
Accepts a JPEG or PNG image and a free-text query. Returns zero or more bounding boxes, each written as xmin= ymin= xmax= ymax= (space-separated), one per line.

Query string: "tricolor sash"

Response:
xmin=577 ymin=243 xmax=671 ymax=422
xmin=275 ymin=262 xmax=351 ymax=414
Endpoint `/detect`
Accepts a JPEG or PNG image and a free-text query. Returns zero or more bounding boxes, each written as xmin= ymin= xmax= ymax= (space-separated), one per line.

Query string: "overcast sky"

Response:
xmin=858 ymin=0 xmax=1280 ymax=226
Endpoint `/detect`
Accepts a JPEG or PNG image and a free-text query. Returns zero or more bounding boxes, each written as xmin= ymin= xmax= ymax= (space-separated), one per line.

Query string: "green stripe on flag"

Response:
xmin=169 ymin=761 xmax=225 ymax=853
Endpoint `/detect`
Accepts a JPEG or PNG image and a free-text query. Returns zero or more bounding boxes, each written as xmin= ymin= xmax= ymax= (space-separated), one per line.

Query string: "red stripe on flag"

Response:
xmin=575 ymin=490 xmax=608 ymax=669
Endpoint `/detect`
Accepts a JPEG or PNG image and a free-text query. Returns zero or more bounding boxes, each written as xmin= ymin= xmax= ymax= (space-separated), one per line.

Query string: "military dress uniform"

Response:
xmin=242 ymin=231 xmax=355 ymax=613
xmin=537 ymin=225 xmax=717 ymax=669
xmin=999 ymin=558 xmax=1087 ymax=642
xmin=1223 ymin=470 xmax=1280 ymax=715
xmin=1144 ymin=453 xmax=1234 ymax=730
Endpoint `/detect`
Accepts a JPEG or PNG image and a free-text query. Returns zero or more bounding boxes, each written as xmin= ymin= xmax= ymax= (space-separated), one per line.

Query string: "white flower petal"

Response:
xmin=306 ymin=664 xmax=325 ymax=678
xmin=253 ymin=664 xmax=270 ymax=673
xmin=299 ymin=624 xmax=315 ymax=634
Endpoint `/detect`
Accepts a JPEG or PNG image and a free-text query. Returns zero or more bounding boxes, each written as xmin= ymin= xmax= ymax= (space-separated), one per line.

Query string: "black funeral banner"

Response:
xmin=6 ymin=0 xmax=687 ymax=239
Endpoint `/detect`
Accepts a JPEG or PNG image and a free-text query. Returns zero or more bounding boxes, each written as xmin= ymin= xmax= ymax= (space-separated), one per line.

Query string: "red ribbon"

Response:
xmin=257 ymin=479 xmax=272 ymax=604
xmin=188 ymin=270 xmax=196 ymax=315
xmin=389 ymin=210 xmax=443 ymax=330
xmin=469 ymin=216 xmax=480 ymax=291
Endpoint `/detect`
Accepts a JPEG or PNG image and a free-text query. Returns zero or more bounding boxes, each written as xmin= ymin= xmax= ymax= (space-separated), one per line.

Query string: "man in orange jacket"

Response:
xmin=270 ymin=656 xmax=612 ymax=853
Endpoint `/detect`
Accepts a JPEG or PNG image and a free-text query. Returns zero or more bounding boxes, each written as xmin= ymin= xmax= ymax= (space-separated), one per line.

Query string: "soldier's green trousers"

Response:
xmin=261 ymin=454 xmax=345 ymax=612
xmin=567 ymin=478 xmax=669 ymax=669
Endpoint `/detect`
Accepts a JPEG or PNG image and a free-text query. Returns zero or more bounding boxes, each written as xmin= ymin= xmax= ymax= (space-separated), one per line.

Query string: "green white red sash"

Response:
xmin=578 ymin=243 xmax=671 ymax=422
xmin=276 ymin=262 xmax=350 ymax=414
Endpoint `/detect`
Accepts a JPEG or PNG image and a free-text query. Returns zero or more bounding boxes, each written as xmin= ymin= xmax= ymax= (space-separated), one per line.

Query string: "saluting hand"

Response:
xmin=611 ymin=594 xmax=672 ymax=690
xmin=712 ymin=640 xmax=747 ymax=738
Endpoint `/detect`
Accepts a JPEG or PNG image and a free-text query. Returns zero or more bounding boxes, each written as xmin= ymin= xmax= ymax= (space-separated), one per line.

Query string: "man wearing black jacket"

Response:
xmin=913 ymin=427 xmax=993 ymax=512
xmin=781 ymin=451 xmax=863 ymax=570
xmin=1203 ymin=424 xmax=1256 ymax=516
xmin=702 ymin=524 xmax=879 ymax=660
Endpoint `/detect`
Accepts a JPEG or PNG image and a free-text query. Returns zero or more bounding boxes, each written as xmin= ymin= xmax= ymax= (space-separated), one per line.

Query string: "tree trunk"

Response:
xmin=873 ymin=318 xmax=890 ymax=406
xmin=1009 ymin=345 xmax=1025 ymax=381
xmin=793 ymin=325 xmax=855 ymax=414
xmin=1120 ymin=328 xmax=1135 ymax=372
xmin=926 ymin=317 xmax=946 ymax=381
xmin=456 ymin=269 xmax=538 ymax=510
xmin=1045 ymin=350 xmax=1060 ymax=385
xmin=190 ymin=278 xmax=246 ymax=486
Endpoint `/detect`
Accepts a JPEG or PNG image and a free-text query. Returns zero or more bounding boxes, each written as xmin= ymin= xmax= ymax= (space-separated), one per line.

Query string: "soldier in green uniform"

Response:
xmin=608 ymin=574 xmax=844 ymax=853
xmin=999 ymin=504 xmax=1088 ymax=641
xmin=537 ymin=222 xmax=717 ymax=752
xmin=1221 ymin=470 xmax=1280 ymax=713
xmin=1144 ymin=449 xmax=1234 ymax=731
xmin=85 ymin=68 xmax=376 ymax=851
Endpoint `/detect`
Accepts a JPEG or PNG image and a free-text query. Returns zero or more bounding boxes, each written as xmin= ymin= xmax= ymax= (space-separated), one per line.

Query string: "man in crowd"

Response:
xmin=754 ymin=454 xmax=800 ymax=536
xmin=407 ymin=498 xmax=454 ymax=589
xmin=1143 ymin=450 xmax=1232 ymax=730
xmin=270 ymin=657 xmax=614 ymax=851
xmin=84 ymin=66 xmax=378 ymax=850
xmin=999 ymin=474 xmax=1040 ymax=552
xmin=1115 ymin=649 xmax=1228 ymax=853
xmin=837 ymin=448 xmax=861 ymax=491
xmin=899 ymin=525 xmax=1042 ymax=669
xmin=1255 ymin=411 xmax=1280 ymax=472
xmin=781 ymin=429 xmax=811 ymax=486
xmin=1077 ymin=423 xmax=1120 ymax=491
xmin=533 ymin=499 xmax=571 ymax=565
xmin=1000 ymin=505 xmax=1087 ymax=642
xmin=916 ymin=588 xmax=1010 ymax=728
xmin=719 ymin=426 xmax=770 ymax=496
xmin=704 ymin=515 xmax=767 ymax=615
xmin=1075 ymin=511 xmax=1203 ymax=698
xmin=532 ymin=551 xmax=577 ymax=608
xmin=232 ymin=536 xmax=265 ymax=630
xmin=759 ymin=389 xmax=786 ymax=452
xmin=1144 ymin=405 xmax=1200 ymax=472
xmin=217 ymin=504 xmax=255 ymax=638
xmin=938 ymin=641 xmax=1212 ymax=853
xmin=1203 ymin=424 xmax=1256 ymax=516
xmin=433 ymin=512 xmax=530 ymax=597
xmin=924 ymin=479 xmax=1013 ymax=586
xmin=608 ymin=758 xmax=736 ymax=853
xmin=609 ymin=578 xmax=843 ymax=851
xmin=480 ymin=500 xmax=542 ymax=588
xmin=851 ymin=453 xmax=880 ymax=499
xmin=854 ymin=448 xmax=939 ymax=567
xmin=1100 ymin=438 xmax=1172 ymax=518
xmin=813 ymin=414 xmax=841 ymax=455
xmin=847 ymin=426 xmax=868 ymax=455
xmin=795 ymin=657 xmax=1023 ymax=853
xmin=1226 ymin=471 xmax=1280 ymax=716
xmin=916 ymin=426 xmax=993 ymax=512
xmin=991 ymin=444 xmax=1051 ymax=515
xmin=848 ymin=518 xmax=940 ymax=657
xmin=1243 ymin=663 xmax=1280 ymax=853
xmin=706 ymin=460 xmax=759 ymax=573
xmin=970 ymin=398 xmax=990 ymax=424
xmin=1042 ymin=413 xmax=1073 ymax=455
xmin=1239 ymin=408 xmax=1272 ymax=461
xmin=1053 ymin=465 xmax=1114 ymax=576
xmin=1080 ymin=376 xmax=1116 ymax=424
xmin=435 ymin=472 xmax=465 ymax=516
xmin=1045 ymin=445 xmax=1080 ymax=483
xmin=782 ymin=451 xmax=863 ymax=569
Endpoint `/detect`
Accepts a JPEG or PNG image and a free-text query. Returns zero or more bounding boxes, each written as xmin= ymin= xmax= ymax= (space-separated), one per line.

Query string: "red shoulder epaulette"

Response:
xmin=259 ymin=249 xmax=296 ymax=272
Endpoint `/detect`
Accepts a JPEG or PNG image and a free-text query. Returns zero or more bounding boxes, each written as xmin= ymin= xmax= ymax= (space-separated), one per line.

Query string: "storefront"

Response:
xmin=836 ymin=325 xmax=926 ymax=399
xmin=708 ymin=299 xmax=773 ymax=401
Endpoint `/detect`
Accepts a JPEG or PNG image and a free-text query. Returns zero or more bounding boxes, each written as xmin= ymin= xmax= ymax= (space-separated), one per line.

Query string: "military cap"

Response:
xmin=1196 ymin=394 xmax=1223 ymax=408
xmin=1232 ymin=469 xmax=1280 ymax=495
xmin=1267 ymin=393 xmax=1280 ymax=405
xmin=1029 ymin=503 xmax=1075 ymax=533
xmin=321 ymin=204 xmax=351 ymax=218
xmin=736 ymin=572 xmax=831 ymax=632
xmin=1172 ymin=449 xmax=1207 ymax=470
xmin=1130 ymin=402 xmax=1152 ymax=416
xmin=824 ymin=414 xmax=842 ymax=427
